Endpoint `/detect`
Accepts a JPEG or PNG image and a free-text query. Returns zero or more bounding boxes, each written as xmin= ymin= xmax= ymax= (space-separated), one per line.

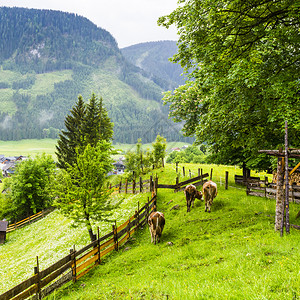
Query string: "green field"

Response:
xmin=1 ymin=163 xmax=299 ymax=299
xmin=0 ymin=139 xmax=191 ymax=159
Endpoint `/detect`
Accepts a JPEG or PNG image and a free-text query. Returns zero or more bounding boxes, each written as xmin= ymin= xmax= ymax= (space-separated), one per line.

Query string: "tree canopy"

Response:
xmin=0 ymin=153 xmax=55 ymax=222
xmin=56 ymin=93 xmax=113 ymax=170
xmin=158 ymin=0 xmax=300 ymax=171
xmin=55 ymin=142 xmax=114 ymax=241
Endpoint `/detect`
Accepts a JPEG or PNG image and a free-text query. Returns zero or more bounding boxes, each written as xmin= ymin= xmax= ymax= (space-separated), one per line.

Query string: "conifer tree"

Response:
xmin=56 ymin=93 xmax=113 ymax=170
xmin=55 ymin=95 xmax=86 ymax=170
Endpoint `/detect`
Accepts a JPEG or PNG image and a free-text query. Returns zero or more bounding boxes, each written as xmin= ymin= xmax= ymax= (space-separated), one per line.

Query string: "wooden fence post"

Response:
xmin=70 ymin=246 xmax=76 ymax=283
xmin=135 ymin=201 xmax=140 ymax=229
xmin=150 ymin=176 xmax=153 ymax=192
xmin=210 ymin=168 xmax=213 ymax=180
xmin=198 ymin=168 xmax=200 ymax=177
xmin=183 ymin=166 xmax=185 ymax=177
xmin=176 ymin=162 xmax=178 ymax=173
xmin=133 ymin=178 xmax=136 ymax=194
xmin=201 ymin=169 xmax=203 ymax=185
xmin=225 ymin=171 xmax=229 ymax=190
xmin=112 ymin=221 xmax=118 ymax=251
xmin=34 ymin=256 xmax=41 ymax=300
xmin=97 ymin=227 xmax=101 ymax=265
xmin=119 ymin=181 xmax=122 ymax=194
xmin=189 ymin=169 xmax=191 ymax=178
xmin=139 ymin=177 xmax=143 ymax=193
xmin=125 ymin=179 xmax=128 ymax=194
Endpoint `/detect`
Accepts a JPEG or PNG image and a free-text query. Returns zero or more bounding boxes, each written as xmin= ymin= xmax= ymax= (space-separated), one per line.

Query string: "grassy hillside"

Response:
xmin=0 ymin=192 xmax=151 ymax=294
xmin=2 ymin=163 xmax=300 ymax=299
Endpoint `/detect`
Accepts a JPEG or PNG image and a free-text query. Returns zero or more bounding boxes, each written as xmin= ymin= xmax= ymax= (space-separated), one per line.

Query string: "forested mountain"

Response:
xmin=0 ymin=7 xmax=191 ymax=143
xmin=121 ymin=41 xmax=186 ymax=91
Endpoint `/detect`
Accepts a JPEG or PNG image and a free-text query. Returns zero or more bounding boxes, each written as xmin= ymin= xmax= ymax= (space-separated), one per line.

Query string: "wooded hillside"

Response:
xmin=0 ymin=7 xmax=191 ymax=144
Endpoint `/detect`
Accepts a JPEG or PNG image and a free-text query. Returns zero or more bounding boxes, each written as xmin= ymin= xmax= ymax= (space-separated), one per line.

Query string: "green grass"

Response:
xmin=0 ymin=192 xmax=151 ymax=294
xmin=0 ymin=139 xmax=191 ymax=159
xmin=2 ymin=163 xmax=299 ymax=299
xmin=0 ymin=139 xmax=58 ymax=157
xmin=45 ymin=164 xmax=300 ymax=300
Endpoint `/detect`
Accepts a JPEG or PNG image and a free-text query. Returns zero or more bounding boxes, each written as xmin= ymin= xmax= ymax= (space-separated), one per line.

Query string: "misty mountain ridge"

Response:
xmin=0 ymin=7 xmax=191 ymax=144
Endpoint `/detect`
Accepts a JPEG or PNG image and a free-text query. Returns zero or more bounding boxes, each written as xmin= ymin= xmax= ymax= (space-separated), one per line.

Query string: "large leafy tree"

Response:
xmin=158 ymin=0 xmax=300 ymax=171
xmin=55 ymin=142 xmax=114 ymax=242
xmin=56 ymin=93 xmax=113 ymax=170
xmin=0 ymin=154 xmax=55 ymax=222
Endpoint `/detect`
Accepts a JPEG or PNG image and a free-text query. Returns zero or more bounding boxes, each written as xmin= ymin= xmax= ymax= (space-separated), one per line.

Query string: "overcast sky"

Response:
xmin=0 ymin=0 xmax=179 ymax=48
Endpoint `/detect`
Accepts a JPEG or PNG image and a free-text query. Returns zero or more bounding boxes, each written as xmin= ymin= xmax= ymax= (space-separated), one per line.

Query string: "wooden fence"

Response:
xmin=6 ymin=208 xmax=54 ymax=233
xmin=246 ymin=179 xmax=300 ymax=203
xmin=157 ymin=173 xmax=209 ymax=192
xmin=110 ymin=176 xmax=153 ymax=194
xmin=0 ymin=193 xmax=157 ymax=300
xmin=235 ymin=174 xmax=261 ymax=186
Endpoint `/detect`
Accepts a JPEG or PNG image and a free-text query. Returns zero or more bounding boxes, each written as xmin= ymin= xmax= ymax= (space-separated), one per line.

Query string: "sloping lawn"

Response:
xmin=45 ymin=164 xmax=300 ymax=299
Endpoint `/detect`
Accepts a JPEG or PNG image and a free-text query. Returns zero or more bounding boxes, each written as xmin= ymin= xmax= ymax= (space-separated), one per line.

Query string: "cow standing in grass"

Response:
xmin=184 ymin=184 xmax=202 ymax=212
xmin=202 ymin=180 xmax=217 ymax=213
xmin=148 ymin=211 xmax=165 ymax=244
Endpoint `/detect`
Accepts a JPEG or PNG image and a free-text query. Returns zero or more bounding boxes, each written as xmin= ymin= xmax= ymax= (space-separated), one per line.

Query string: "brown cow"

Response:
xmin=202 ymin=180 xmax=217 ymax=213
xmin=184 ymin=184 xmax=203 ymax=212
xmin=148 ymin=211 xmax=165 ymax=244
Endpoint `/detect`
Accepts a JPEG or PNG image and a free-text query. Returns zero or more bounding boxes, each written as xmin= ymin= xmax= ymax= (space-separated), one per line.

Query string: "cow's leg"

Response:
xmin=154 ymin=233 xmax=157 ymax=245
xmin=191 ymin=196 xmax=195 ymax=208
xmin=204 ymin=198 xmax=208 ymax=212
xmin=149 ymin=227 xmax=154 ymax=243
xmin=187 ymin=199 xmax=191 ymax=212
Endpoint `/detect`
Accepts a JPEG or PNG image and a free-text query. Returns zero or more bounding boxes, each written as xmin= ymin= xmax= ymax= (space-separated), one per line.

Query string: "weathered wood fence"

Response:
xmin=6 ymin=208 xmax=54 ymax=233
xmin=109 ymin=176 xmax=153 ymax=194
xmin=235 ymin=175 xmax=261 ymax=186
xmin=246 ymin=179 xmax=300 ymax=203
xmin=0 ymin=194 xmax=157 ymax=300
xmin=157 ymin=173 xmax=209 ymax=192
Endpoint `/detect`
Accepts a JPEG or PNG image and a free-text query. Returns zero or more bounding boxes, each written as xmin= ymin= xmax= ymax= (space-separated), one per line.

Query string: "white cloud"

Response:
xmin=0 ymin=0 xmax=179 ymax=48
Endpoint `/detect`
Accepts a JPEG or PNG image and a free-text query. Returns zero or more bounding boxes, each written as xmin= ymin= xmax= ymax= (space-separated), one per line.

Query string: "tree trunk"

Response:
xmin=275 ymin=157 xmax=285 ymax=231
xmin=85 ymin=214 xmax=96 ymax=242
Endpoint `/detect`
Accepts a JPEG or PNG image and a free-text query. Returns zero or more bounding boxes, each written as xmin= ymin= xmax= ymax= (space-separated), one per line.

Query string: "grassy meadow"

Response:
xmin=0 ymin=139 xmax=191 ymax=160
xmin=1 ymin=163 xmax=300 ymax=299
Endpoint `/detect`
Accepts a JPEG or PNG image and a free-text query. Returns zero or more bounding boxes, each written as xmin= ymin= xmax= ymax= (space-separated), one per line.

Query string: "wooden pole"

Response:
xmin=97 ymin=227 xmax=101 ymax=264
xmin=210 ymin=168 xmax=213 ymax=180
xmin=225 ymin=171 xmax=228 ymax=190
xmin=176 ymin=162 xmax=178 ymax=173
xmin=285 ymin=121 xmax=290 ymax=234
xmin=139 ymin=177 xmax=143 ymax=193
xmin=183 ymin=166 xmax=185 ymax=177
xmin=34 ymin=256 xmax=41 ymax=300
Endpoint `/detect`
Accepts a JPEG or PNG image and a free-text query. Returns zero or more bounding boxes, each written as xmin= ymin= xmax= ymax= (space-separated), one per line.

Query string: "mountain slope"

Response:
xmin=0 ymin=7 xmax=191 ymax=143
xmin=121 ymin=41 xmax=186 ymax=90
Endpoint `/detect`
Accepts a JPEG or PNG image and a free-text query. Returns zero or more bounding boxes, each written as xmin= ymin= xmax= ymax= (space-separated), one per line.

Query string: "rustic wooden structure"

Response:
xmin=0 ymin=221 xmax=8 ymax=244
xmin=258 ymin=122 xmax=300 ymax=235
xmin=0 ymin=193 xmax=157 ymax=300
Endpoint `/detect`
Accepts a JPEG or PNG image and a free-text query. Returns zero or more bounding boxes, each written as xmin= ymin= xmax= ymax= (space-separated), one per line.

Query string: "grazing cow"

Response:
xmin=148 ymin=211 xmax=165 ymax=244
xmin=184 ymin=184 xmax=203 ymax=212
xmin=202 ymin=180 xmax=217 ymax=213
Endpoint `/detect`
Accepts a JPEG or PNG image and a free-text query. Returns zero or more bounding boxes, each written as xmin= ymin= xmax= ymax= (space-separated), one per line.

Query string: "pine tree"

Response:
xmin=83 ymin=93 xmax=113 ymax=146
xmin=56 ymin=93 xmax=114 ymax=170
xmin=56 ymin=95 xmax=86 ymax=170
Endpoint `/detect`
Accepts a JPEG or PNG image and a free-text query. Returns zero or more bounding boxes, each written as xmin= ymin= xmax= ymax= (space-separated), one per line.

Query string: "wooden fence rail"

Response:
xmin=0 ymin=193 xmax=157 ymax=300
xmin=110 ymin=177 xmax=152 ymax=194
xmin=6 ymin=208 xmax=54 ymax=233
xmin=157 ymin=173 xmax=209 ymax=192
xmin=246 ymin=180 xmax=300 ymax=203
